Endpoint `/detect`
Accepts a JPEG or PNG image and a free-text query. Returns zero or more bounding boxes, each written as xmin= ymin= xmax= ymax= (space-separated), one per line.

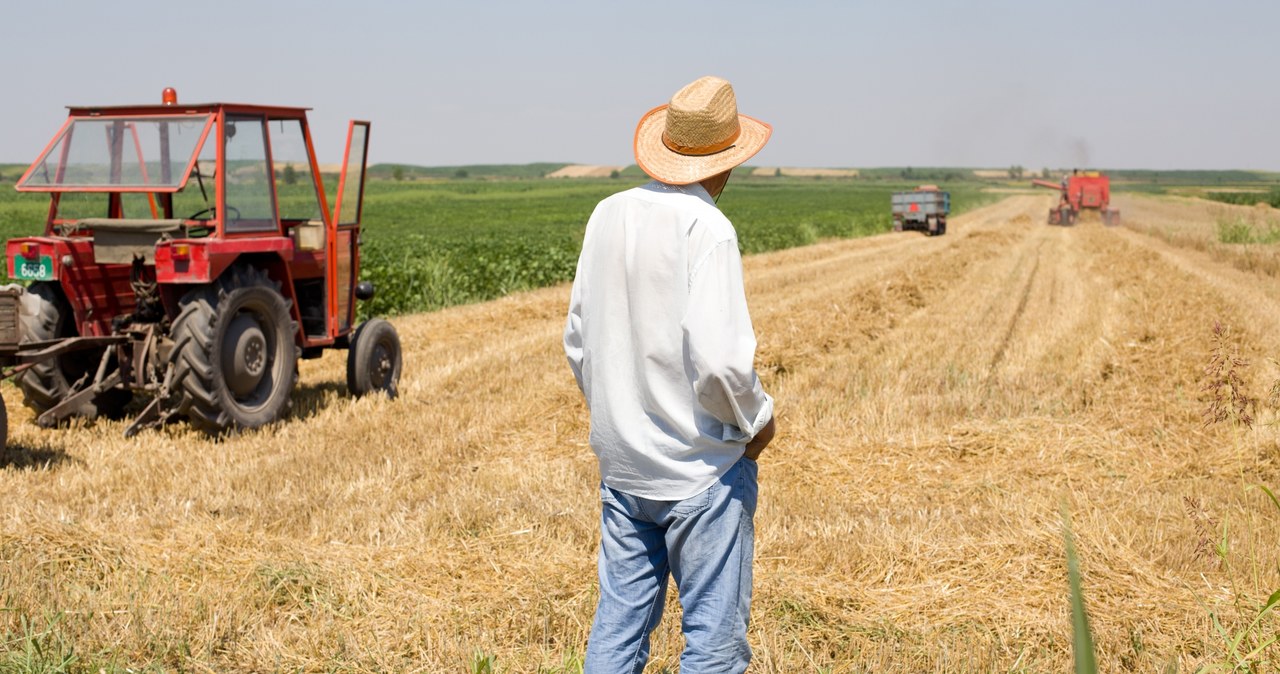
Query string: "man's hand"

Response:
xmin=743 ymin=416 xmax=776 ymax=461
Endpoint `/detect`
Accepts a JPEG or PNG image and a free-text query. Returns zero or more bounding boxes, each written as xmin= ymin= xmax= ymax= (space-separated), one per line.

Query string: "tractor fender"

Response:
xmin=155 ymin=237 xmax=294 ymax=285
xmin=158 ymin=248 xmax=299 ymax=330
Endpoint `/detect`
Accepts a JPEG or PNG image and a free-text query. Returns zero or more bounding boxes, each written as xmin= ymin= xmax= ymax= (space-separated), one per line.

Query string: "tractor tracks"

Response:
xmin=987 ymin=239 xmax=1044 ymax=376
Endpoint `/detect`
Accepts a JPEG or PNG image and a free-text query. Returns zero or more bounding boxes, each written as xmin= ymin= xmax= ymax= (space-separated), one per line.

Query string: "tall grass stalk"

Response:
xmin=1062 ymin=508 xmax=1099 ymax=674
xmin=470 ymin=650 xmax=498 ymax=674
xmin=538 ymin=649 xmax=584 ymax=674
xmin=1 ymin=613 xmax=78 ymax=673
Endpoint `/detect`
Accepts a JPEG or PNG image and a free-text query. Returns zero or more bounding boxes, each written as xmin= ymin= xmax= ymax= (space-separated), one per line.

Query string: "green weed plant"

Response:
xmin=1192 ymin=323 xmax=1280 ymax=672
xmin=1195 ymin=486 xmax=1280 ymax=673
xmin=1216 ymin=216 xmax=1280 ymax=245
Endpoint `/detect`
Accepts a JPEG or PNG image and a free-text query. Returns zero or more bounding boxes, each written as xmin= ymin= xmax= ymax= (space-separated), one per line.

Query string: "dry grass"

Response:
xmin=1120 ymin=194 xmax=1280 ymax=277
xmin=2 ymin=195 xmax=1279 ymax=671
xmin=543 ymin=165 xmax=625 ymax=179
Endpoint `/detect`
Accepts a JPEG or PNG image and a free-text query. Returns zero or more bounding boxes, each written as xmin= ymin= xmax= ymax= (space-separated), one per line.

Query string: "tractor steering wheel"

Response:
xmin=185 ymin=206 xmax=241 ymax=222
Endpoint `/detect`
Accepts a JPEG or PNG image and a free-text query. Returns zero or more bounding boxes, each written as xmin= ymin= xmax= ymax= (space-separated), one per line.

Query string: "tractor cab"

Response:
xmin=1 ymin=89 xmax=399 ymax=439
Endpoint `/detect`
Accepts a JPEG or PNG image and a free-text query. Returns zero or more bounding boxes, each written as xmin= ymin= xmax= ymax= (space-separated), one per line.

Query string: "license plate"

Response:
xmin=14 ymin=255 xmax=54 ymax=281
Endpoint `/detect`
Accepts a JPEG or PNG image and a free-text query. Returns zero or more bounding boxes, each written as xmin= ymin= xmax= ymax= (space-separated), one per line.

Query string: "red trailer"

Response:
xmin=1031 ymin=171 xmax=1120 ymax=226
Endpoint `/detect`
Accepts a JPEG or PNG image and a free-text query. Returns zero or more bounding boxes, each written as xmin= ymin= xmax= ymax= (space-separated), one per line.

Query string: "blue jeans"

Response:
xmin=585 ymin=457 xmax=759 ymax=674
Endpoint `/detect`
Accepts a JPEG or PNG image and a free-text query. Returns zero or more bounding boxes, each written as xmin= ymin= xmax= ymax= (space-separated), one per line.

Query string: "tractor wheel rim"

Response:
xmin=371 ymin=342 xmax=391 ymax=388
xmin=224 ymin=313 xmax=269 ymax=398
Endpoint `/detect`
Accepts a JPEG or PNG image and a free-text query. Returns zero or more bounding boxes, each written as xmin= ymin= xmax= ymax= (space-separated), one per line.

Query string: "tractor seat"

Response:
xmin=73 ymin=219 xmax=189 ymax=265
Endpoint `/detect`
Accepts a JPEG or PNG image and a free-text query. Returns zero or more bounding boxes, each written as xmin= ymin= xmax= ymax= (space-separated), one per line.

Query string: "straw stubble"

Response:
xmin=1 ymin=194 xmax=1278 ymax=671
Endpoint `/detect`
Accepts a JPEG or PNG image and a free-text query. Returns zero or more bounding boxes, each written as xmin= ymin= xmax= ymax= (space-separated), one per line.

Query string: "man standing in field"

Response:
xmin=563 ymin=75 xmax=777 ymax=673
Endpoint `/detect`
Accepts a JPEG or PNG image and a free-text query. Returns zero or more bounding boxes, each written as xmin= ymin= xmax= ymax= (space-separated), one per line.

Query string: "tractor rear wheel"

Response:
xmin=346 ymin=318 xmax=401 ymax=399
xmin=17 ymin=282 xmax=131 ymax=422
xmin=169 ymin=266 xmax=298 ymax=434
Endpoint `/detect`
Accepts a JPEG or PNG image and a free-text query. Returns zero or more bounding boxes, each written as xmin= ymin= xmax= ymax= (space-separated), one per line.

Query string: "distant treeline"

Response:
xmin=0 ymin=164 xmax=27 ymax=183
xmin=1110 ymin=169 xmax=1280 ymax=185
xmin=365 ymin=164 xmax=1280 ymax=185
xmin=856 ymin=167 xmax=975 ymax=181
xmin=368 ymin=163 xmax=574 ymax=181
xmin=5 ymin=159 xmax=1276 ymax=187
xmin=367 ymin=163 xmax=982 ymax=182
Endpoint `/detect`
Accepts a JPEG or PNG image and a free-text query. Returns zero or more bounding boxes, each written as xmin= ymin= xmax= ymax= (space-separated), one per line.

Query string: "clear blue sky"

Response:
xmin=2 ymin=0 xmax=1275 ymax=170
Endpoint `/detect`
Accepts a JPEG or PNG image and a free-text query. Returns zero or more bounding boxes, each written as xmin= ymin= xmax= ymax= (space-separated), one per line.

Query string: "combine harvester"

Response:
xmin=0 ymin=88 xmax=402 ymax=449
xmin=1031 ymin=171 xmax=1120 ymax=226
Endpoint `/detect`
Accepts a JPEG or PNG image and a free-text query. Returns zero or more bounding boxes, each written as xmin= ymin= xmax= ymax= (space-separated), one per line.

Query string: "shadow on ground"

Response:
xmin=289 ymin=380 xmax=348 ymax=423
xmin=0 ymin=440 xmax=76 ymax=470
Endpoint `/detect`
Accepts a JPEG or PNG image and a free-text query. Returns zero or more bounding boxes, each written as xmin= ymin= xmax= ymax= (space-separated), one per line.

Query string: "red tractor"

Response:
xmin=1031 ymin=171 xmax=1120 ymax=226
xmin=0 ymin=89 xmax=401 ymax=446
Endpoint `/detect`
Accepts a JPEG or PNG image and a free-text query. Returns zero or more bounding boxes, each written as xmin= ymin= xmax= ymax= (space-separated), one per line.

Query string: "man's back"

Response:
xmin=565 ymin=180 xmax=771 ymax=500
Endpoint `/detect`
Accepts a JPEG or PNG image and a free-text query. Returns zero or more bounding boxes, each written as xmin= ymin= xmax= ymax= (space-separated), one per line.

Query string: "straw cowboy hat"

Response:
xmin=634 ymin=76 xmax=772 ymax=186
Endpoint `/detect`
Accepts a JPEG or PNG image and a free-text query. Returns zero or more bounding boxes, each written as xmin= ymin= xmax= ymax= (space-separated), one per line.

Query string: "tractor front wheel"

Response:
xmin=346 ymin=318 xmax=401 ymax=399
xmin=17 ymin=282 xmax=131 ymax=422
xmin=169 ymin=266 xmax=298 ymax=434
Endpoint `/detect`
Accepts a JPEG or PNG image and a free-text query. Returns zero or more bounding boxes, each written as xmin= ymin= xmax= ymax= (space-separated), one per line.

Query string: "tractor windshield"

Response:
xmin=17 ymin=115 xmax=214 ymax=192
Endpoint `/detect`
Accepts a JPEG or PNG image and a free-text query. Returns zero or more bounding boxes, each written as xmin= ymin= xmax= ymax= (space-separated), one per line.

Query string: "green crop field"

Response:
xmin=1204 ymin=187 xmax=1280 ymax=208
xmin=353 ymin=177 xmax=996 ymax=317
xmin=0 ymin=172 xmax=999 ymax=318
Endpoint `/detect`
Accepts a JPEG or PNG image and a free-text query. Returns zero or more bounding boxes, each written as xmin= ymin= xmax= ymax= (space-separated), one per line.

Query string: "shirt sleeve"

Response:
xmin=565 ymin=202 xmax=603 ymax=396
xmin=564 ymin=255 xmax=586 ymax=396
xmin=683 ymin=238 xmax=773 ymax=443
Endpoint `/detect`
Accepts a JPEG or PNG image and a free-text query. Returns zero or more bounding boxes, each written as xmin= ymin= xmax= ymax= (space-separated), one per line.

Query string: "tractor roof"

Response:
xmin=66 ymin=102 xmax=312 ymax=117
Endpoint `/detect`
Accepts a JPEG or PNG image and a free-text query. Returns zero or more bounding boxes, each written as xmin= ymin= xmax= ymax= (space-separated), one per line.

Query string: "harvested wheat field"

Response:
xmin=2 ymin=194 xmax=1279 ymax=672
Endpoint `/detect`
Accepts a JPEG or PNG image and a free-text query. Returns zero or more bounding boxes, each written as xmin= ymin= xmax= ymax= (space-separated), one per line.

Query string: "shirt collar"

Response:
xmin=642 ymin=180 xmax=716 ymax=207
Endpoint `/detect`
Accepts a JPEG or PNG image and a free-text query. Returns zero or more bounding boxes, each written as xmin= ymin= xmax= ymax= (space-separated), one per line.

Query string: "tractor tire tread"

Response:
xmin=169 ymin=266 xmax=298 ymax=435
xmin=347 ymin=318 xmax=402 ymax=399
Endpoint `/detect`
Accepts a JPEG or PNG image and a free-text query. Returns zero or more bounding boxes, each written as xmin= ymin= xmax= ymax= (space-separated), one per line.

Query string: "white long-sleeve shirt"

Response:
xmin=564 ymin=180 xmax=773 ymax=500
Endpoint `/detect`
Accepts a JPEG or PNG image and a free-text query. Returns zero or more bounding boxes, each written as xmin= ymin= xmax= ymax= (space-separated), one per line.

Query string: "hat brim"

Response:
xmin=633 ymin=105 xmax=772 ymax=186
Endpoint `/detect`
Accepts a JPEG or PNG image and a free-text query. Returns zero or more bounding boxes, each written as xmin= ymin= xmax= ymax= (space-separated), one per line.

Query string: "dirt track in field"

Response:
xmin=2 ymin=194 xmax=1279 ymax=672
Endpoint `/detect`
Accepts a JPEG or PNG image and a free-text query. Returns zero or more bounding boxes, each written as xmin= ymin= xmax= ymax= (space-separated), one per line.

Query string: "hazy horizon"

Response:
xmin=2 ymin=0 xmax=1276 ymax=172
